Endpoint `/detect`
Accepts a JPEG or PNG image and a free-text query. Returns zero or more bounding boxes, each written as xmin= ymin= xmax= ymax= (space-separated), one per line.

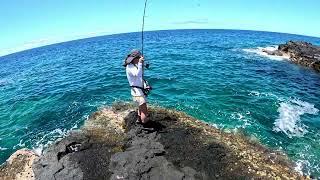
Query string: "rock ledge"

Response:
xmin=1 ymin=103 xmax=304 ymax=179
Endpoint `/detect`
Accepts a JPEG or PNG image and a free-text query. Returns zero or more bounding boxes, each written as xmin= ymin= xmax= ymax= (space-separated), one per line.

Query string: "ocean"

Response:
xmin=0 ymin=29 xmax=320 ymax=176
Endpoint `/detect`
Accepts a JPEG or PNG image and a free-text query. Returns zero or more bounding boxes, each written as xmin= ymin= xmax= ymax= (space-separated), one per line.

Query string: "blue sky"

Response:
xmin=1 ymin=0 xmax=320 ymax=56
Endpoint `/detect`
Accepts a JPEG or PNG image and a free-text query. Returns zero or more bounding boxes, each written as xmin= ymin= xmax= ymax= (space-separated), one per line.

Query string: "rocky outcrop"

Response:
xmin=263 ymin=41 xmax=320 ymax=72
xmin=0 ymin=149 xmax=38 ymax=180
xmin=109 ymin=112 xmax=195 ymax=179
xmin=32 ymin=106 xmax=127 ymax=180
xmin=0 ymin=103 xmax=304 ymax=179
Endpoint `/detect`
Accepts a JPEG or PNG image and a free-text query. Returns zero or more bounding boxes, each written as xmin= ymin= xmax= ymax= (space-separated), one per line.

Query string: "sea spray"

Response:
xmin=273 ymin=99 xmax=319 ymax=138
xmin=32 ymin=126 xmax=79 ymax=156
xmin=243 ymin=45 xmax=290 ymax=61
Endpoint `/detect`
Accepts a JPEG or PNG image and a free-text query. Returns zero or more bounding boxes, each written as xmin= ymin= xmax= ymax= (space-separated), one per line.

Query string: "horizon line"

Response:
xmin=1 ymin=28 xmax=320 ymax=58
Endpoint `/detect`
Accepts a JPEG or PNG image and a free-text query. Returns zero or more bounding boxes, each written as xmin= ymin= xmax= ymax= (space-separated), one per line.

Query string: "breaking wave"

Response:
xmin=273 ymin=99 xmax=319 ymax=138
xmin=243 ymin=46 xmax=290 ymax=61
xmin=32 ymin=122 xmax=80 ymax=156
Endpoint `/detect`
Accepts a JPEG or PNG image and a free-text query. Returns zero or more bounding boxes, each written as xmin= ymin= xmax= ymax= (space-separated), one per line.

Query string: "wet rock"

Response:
xmin=279 ymin=41 xmax=320 ymax=72
xmin=265 ymin=41 xmax=320 ymax=72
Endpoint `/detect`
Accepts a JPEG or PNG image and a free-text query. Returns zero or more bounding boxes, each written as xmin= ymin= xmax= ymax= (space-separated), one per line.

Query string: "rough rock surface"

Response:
xmin=0 ymin=103 xmax=305 ymax=179
xmin=109 ymin=111 xmax=197 ymax=180
xmin=264 ymin=41 xmax=320 ymax=72
xmin=32 ymin=107 xmax=127 ymax=180
xmin=0 ymin=149 xmax=38 ymax=180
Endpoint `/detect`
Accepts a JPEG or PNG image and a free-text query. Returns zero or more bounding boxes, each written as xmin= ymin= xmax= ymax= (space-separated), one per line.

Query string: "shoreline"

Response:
xmin=0 ymin=102 xmax=305 ymax=179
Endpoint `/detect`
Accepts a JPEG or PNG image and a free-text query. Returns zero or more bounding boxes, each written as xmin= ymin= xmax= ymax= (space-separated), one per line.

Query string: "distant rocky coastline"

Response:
xmin=0 ymin=103 xmax=304 ymax=179
xmin=262 ymin=41 xmax=320 ymax=72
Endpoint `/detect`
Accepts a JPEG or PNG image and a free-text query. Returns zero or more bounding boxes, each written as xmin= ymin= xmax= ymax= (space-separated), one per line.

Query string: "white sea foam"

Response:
xmin=248 ymin=90 xmax=261 ymax=96
xmin=292 ymin=142 xmax=320 ymax=176
xmin=231 ymin=112 xmax=251 ymax=128
xmin=273 ymin=99 xmax=319 ymax=138
xmin=294 ymin=158 xmax=316 ymax=176
xmin=293 ymin=144 xmax=311 ymax=175
xmin=13 ymin=139 xmax=26 ymax=149
xmin=30 ymin=128 xmax=72 ymax=156
xmin=248 ymin=90 xmax=283 ymax=101
xmin=31 ymin=119 xmax=83 ymax=155
xmin=33 ymin=145 xmax=43 ymax=156
xmin=243 ymin=45 xmax=290 ymax=61
xmin=295 ymin=160 xmax=307 ymax=175
xmin=248 ymin=90 xmax=273 ymax=97
xmin=0 ymin=147 xmax=8 ymax=151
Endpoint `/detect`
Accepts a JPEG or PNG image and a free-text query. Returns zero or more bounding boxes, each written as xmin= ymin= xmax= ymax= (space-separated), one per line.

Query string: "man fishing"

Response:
xmin=122 ymin=0 xmax=153 ymax=128
xmin=123 ymin=49 xmax=151 ymax=127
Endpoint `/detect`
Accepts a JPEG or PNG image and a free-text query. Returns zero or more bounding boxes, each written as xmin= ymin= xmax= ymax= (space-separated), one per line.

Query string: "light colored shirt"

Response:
xmin=126 ymin=62 xmax=144 ymax=96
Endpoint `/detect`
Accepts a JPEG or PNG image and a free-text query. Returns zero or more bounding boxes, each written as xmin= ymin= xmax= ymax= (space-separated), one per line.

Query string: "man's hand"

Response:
xmin=139 ymin=56 xmax=144 ymax=63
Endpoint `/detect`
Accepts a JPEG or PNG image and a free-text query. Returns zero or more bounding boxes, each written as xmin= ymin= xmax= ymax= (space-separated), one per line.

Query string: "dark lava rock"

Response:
xmin=109 ymin=111 xmax=197 ymax=180
xmin=109 ymin=109 xmax=258 ymax=179
xmin=262 ymin=41 xmax=320 ymax=72
xmin=279 ymin=41 xmax=320 ymax=72
xmin=32 ymin=130 xmax=119 ymax=180
xmin=25 ymin=104 xmax=302 ymax=179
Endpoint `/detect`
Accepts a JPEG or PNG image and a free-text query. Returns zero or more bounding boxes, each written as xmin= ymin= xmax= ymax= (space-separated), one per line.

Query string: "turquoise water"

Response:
xmin=0 ymin=30 xmax=320 ymax=175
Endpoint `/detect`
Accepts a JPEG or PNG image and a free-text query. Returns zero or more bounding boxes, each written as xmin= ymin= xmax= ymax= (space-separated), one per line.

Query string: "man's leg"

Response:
xmin=137 ymin=108 xmax=141 ymax=117
xmin=136 ymin=109 xmax=141 ymax=123
xmin=139 ymin=103 xmax=148 ymax=124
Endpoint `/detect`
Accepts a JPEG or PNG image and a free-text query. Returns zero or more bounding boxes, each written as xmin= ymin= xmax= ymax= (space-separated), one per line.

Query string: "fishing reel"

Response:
xmin=143 ymin=79 xmax=152 ymax=96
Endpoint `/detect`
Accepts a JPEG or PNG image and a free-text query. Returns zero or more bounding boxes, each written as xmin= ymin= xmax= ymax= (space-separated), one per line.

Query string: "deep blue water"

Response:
xmin=1 ymin=29 xmax=320 ymax=175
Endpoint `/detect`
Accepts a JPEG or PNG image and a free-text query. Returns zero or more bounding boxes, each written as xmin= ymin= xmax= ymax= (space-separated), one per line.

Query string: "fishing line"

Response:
xmin=141 ymin=0 xmax=148 ymax=56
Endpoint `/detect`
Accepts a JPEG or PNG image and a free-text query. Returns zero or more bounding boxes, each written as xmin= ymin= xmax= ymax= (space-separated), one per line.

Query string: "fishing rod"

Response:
xmin=141 ymin=0 xmax=147 ymax=56
xmin=141 ymin=0 xmax=149 ymax=69
xmin=141 ymin=0 xmax=152 ymax=93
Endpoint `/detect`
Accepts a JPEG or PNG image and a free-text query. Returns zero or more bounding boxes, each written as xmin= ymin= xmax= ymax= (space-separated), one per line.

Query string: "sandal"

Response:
xmin=141 ymin=120 xmax=155 ymax=131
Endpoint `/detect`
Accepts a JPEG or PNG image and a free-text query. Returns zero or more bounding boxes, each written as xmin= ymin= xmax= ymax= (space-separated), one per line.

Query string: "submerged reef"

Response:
xmin=0 ymin=103 xmax=304 ymax=179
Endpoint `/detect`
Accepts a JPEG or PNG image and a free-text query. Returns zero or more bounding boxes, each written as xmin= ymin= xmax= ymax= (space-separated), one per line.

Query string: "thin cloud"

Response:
xmin=0 ymin=38 xmax=60 ymax=57
xmin=0 ymin=30 xmax=111 ymax=57
xmin=173 ymin=19 xmax=209 ymax=25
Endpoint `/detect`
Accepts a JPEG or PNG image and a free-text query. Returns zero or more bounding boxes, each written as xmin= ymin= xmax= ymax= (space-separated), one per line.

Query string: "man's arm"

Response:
xmin=128 ymin=57 xmax=144 ymax=77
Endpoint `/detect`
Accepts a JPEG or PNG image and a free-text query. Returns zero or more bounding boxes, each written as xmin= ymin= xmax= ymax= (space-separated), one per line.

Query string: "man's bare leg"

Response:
xmin=139 ymin=103 xmax=148 ymax=124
